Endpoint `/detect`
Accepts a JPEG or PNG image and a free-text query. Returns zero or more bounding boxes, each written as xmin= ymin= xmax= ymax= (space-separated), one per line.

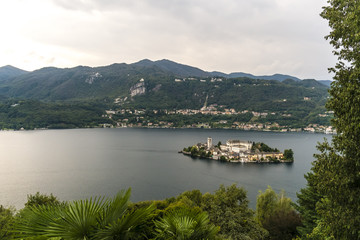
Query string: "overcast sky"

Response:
xmin=0 ymin=0 xmax=336 ymax=79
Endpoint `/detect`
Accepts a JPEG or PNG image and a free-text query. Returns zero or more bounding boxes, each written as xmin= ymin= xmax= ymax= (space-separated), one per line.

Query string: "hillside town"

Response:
xmin=181 ymin=137 xmax=294 ymax=163
xmin=103 ymin=107 xmax=336 ymax=134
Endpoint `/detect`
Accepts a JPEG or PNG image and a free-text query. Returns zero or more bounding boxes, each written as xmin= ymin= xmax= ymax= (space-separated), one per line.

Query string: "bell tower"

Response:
xmin=207 ymin=137 xmax=212 ymax=150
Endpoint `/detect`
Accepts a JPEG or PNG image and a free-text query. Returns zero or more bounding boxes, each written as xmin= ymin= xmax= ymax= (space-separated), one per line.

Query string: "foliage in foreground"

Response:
xmin=130 ymin=184 xmax=268 ymax=240
xmin=14 ymin=189 xmax=155 ymax=239
xmin=296 ymin=0 xmax=360 ymax=239
xmin=0 ymin=205 xmax=15 ymax=240
xmin=256 ymin=186 xmax=301 ymax=240
xmin=154 ymin=208 xmax=219 ymax=240
xmin=201 ymin=185 xmax=268 ymax=240
xmin=6 ymin=184 xmax=274 ymax=240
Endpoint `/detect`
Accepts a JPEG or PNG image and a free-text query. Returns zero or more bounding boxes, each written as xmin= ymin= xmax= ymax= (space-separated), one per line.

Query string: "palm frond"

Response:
xmin=98 ymin=189 xmax=131 ymax=228
xmin=154 ymin=208 xmax=219 ymax=240
xmin=95 ymin=204 xmax=155 ymax=240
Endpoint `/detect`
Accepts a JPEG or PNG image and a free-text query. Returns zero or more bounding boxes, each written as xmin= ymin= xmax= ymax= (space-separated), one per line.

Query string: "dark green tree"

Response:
xmin=0 ymin=205 xmax=15 ymax=240
xmin=295 ymin=172 xmax=322 ymax=238
xmin=296 ymin=1 xmax=360 ymax=238
xmin=24 ymin=192 xmax=62 ymax=207
xmin=202 ymin=184 xmax=268 ymax=240
xmin=190 ymin=146 xmax=199 ymax=157
xmin=256 ymin=186 xmax=301 ymax=240
xmin=283 ymin=149 xmax=294 ymax=161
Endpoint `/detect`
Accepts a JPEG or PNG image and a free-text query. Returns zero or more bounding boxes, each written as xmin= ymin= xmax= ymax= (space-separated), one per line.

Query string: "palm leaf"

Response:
xmin=95 ymin=204 xmax=155 ymax=240
xmin=154 ymin=208 xmax=219 ymax=240
xmin=14 ymin=189 xmax=152 ymax=240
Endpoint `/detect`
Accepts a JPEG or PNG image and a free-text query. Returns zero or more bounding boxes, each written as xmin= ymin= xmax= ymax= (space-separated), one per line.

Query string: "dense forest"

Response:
xmin=0 ymin=75 xmax=332 ymax=130
xmin=125 ymin=78 xmax=329 ymax=112
xmin=0 ymin=100 xmax=112 ymax=130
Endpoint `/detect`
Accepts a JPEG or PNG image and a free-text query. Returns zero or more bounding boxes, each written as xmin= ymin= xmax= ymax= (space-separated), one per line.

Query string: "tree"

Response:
xmin=296 ymin=1 xmax=360 ymax=238
xmin=256 ymin=186 xmax=278 ymax=225
xmin=202 ymin=184 xmax=268 ymax=240
xmin=14 ymin=189 xmax=155 ymax=239
xmin=256 ymin=186 xmax=301 ymax=240
xmin=24 ymin=192 xmax=62 ymax=207
xmin=0 ymin=205 xmax=15 ymax=240
xmin=283 ymin=149 xmax=294 ymax=161
xmin=295 ymin=173 xmax=322 ymax=237
xmin=190 ymin=146 xmax=198 ymax=157
xmin=199 ymin=150 xmax=206 ymax=158
xmin=154 ymin=208 xmax=219 ymax=240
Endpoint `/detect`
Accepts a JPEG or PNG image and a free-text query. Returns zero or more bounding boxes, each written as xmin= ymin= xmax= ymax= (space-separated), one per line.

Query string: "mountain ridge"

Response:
xmin=0 ymin=65 xmax=29 ymax=81
xmin=2 ymin=59 xmax=332 ymax=83
xmin=0 ymin=60 xmax=332 ymax=129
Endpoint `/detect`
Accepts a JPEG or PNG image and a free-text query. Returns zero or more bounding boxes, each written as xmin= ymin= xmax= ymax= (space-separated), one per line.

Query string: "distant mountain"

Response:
xmin=133 ymin=59 xmax=325 ymax=83
xmin=134 ymin=59 xmax=209 ymax=78
xmin=210 ymin=71 xmax=301 ymax=82
xmin=0 ymin=65 xmax=28 ymax=81
xmin=0 ymin=63 xmax=171 ymax=100
xmin=0 ymin=59 xmax=334 ymax=130
xmin=0 ymin=59 xmax=332 ymax=103
xmin=317 ymin=80 xmax=333 ymax=87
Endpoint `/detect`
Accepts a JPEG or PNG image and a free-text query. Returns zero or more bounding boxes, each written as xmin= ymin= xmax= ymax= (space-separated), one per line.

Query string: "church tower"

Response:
xmin=207 ymin=137 xmax=212 ymax=150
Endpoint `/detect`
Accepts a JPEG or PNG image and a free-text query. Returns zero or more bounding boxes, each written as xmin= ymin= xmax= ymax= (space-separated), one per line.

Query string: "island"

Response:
xmin=181 ymin=137 xmax=294 ymax=163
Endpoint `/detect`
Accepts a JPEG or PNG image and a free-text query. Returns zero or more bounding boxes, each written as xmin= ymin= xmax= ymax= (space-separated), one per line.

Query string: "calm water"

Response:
xmin=0 ymin=128 xmax=331 ymax=209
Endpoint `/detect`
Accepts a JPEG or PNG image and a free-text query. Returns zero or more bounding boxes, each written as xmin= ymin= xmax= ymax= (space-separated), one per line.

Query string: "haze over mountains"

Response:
xmin=0 ymin=59 xmax=331 ymax=84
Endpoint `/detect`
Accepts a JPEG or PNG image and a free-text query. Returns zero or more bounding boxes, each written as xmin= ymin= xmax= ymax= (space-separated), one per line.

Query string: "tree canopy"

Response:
xmin=297 ymin=0 xmax=360 ymax=238
xmin=256 ymin=186 xmax=301 ymax=240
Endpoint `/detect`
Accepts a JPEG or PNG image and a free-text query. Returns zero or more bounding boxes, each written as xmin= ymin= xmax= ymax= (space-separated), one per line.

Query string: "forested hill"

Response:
xmin=0 ymin=63 xmax=328 ymax=110
xmin=0 ymin=65 xmax=28 ymax=81
xmin=0 ymin=60 xmax=330 ymax=115
xmin=0 ymin=60 xmax=332 ymax=129
xmin=0 ymin=64 xmax=171 ymax=101
xmin=123 ymin=77 xmax=329 ymax=113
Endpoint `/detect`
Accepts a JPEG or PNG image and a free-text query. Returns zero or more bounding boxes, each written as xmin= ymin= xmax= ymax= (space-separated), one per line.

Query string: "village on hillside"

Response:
xmin=181 ymin=137 xmax=294 ymax=163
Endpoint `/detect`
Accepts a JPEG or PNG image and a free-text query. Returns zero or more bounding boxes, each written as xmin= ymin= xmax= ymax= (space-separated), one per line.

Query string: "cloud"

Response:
xmin=0 ymin=0 xmax=336 ymax=79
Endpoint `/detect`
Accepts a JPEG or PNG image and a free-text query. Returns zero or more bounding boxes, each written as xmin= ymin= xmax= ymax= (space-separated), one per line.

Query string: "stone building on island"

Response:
xmin=184 ymin=137 xmax=286 ymax=163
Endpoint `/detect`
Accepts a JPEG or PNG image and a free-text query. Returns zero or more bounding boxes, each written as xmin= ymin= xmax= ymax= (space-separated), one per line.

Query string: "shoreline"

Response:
xmin=0 ymin=125 xmax=336 ymax=135
xmin=180 ymin=151 xmax=294 ymax=164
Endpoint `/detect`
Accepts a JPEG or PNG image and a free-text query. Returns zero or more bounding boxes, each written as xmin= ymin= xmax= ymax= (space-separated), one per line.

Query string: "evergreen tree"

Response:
xmin=297 ymin=0 xmax=360 ymax=238
xmin=295 ymin=173 xmax=321 ymax=237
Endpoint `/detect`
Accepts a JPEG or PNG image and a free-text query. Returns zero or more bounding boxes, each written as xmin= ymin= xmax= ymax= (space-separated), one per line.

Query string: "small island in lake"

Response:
xmin=181 ymin=137 xmax=294 ymax=163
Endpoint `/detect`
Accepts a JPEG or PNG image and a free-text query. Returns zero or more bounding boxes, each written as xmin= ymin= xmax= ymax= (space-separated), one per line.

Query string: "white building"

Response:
xmin=224 ymin=140 xmax=253 ymax=153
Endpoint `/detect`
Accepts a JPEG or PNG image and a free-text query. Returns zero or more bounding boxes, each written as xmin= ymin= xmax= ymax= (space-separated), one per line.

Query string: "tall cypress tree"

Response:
xmin=297 ymin=0 xmax=360 ymax=239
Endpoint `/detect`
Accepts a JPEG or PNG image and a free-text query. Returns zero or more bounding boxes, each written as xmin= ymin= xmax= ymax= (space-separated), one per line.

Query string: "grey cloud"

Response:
xmin=45 ymin=0 xmax=334 ymax=79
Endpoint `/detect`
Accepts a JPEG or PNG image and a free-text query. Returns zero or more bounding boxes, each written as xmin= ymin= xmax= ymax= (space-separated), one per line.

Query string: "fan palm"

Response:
xmin=154 ymin=208 xmax=219 ymax=240
xmin=14 ymin=188 xmax=154 ymax=240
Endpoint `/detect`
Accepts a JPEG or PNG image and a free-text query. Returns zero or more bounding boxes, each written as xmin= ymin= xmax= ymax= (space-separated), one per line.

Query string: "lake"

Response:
xmin=0 ymin=128 xmax=331 ymax=209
